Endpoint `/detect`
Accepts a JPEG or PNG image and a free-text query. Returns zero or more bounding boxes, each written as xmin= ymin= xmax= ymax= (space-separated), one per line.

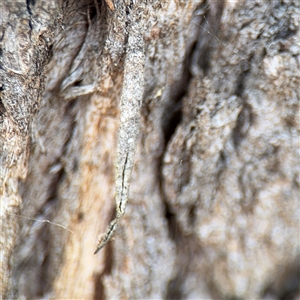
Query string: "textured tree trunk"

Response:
xmin=1 ymin=0 xmax=299 ymax=299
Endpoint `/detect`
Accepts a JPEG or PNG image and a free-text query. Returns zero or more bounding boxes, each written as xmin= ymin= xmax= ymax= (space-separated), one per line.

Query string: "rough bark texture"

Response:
xmin=1 ymin=0 xmax=299 ymax=299
xmin=0 ymin=0 xmax=62 ymax=296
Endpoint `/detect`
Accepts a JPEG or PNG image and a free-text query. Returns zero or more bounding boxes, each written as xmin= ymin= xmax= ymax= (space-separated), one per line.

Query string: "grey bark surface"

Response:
xmin=1 ymin=0 xmax=299 ymax=299
xmin=0 ymin=0 xmax=62 ymax=297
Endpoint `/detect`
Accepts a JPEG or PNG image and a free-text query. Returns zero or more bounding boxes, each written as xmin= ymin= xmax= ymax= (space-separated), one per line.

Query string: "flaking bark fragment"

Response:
xmin=94 ymin=8 xmax=145 ymax=254
xmin=105 ymin=0 xmax=115 ymax=11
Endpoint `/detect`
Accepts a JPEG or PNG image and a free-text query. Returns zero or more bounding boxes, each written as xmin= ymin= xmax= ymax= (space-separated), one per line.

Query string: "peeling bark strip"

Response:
xmin=94 ymin=2 xmax=145 ymax=254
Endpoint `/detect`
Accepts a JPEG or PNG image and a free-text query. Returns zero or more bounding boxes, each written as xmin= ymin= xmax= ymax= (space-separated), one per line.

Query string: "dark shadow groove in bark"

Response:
xmin=26 ymin=0 xmax=35 ymax=16
xmin=234 ymin=56 xmax=252 ymax=97
xmin=163 ymin=201 xmax=179 ymax=242
xmin=36 ymin=229 xmax=52 ymax=297
xmin=166 ymin=276 xmax=184 ymax=300
xmin=160 ymin=0 xmax=213 ymax=145
xmin=93 ymin=241 xmax=114 ymax=300
xmin=190 ymin=0 xmax=224 ymax=75
xmin=215 ymin=150 xmax=227 ymax=190
xmin=93 ymin=273 xmax=106 ymax=300
xmin=262 ymin=257 xmax=300 ymax=300
xmin=42 ymin=100 xmax=77 ymax=202
xmin=161 ymin=2 xmax=225 ymax=298
xmin=0 ymin=97 xmax=6 ymax=116
xmin=274 ymin=28 xmax=297 ymax=41
xmin=232 ymin=102 xmax=254 ymax=149
xmin=158 ymin=29 xmax=192 ymax=248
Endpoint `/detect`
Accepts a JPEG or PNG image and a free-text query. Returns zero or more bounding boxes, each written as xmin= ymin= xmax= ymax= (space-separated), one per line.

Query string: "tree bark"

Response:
xmin=1 ymin=0 xmax=299 ymax=299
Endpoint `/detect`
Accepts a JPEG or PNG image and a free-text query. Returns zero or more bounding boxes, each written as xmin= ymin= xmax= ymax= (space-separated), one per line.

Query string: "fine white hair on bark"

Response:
xmin=94 ymin=5 xmax=145 ymax=254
